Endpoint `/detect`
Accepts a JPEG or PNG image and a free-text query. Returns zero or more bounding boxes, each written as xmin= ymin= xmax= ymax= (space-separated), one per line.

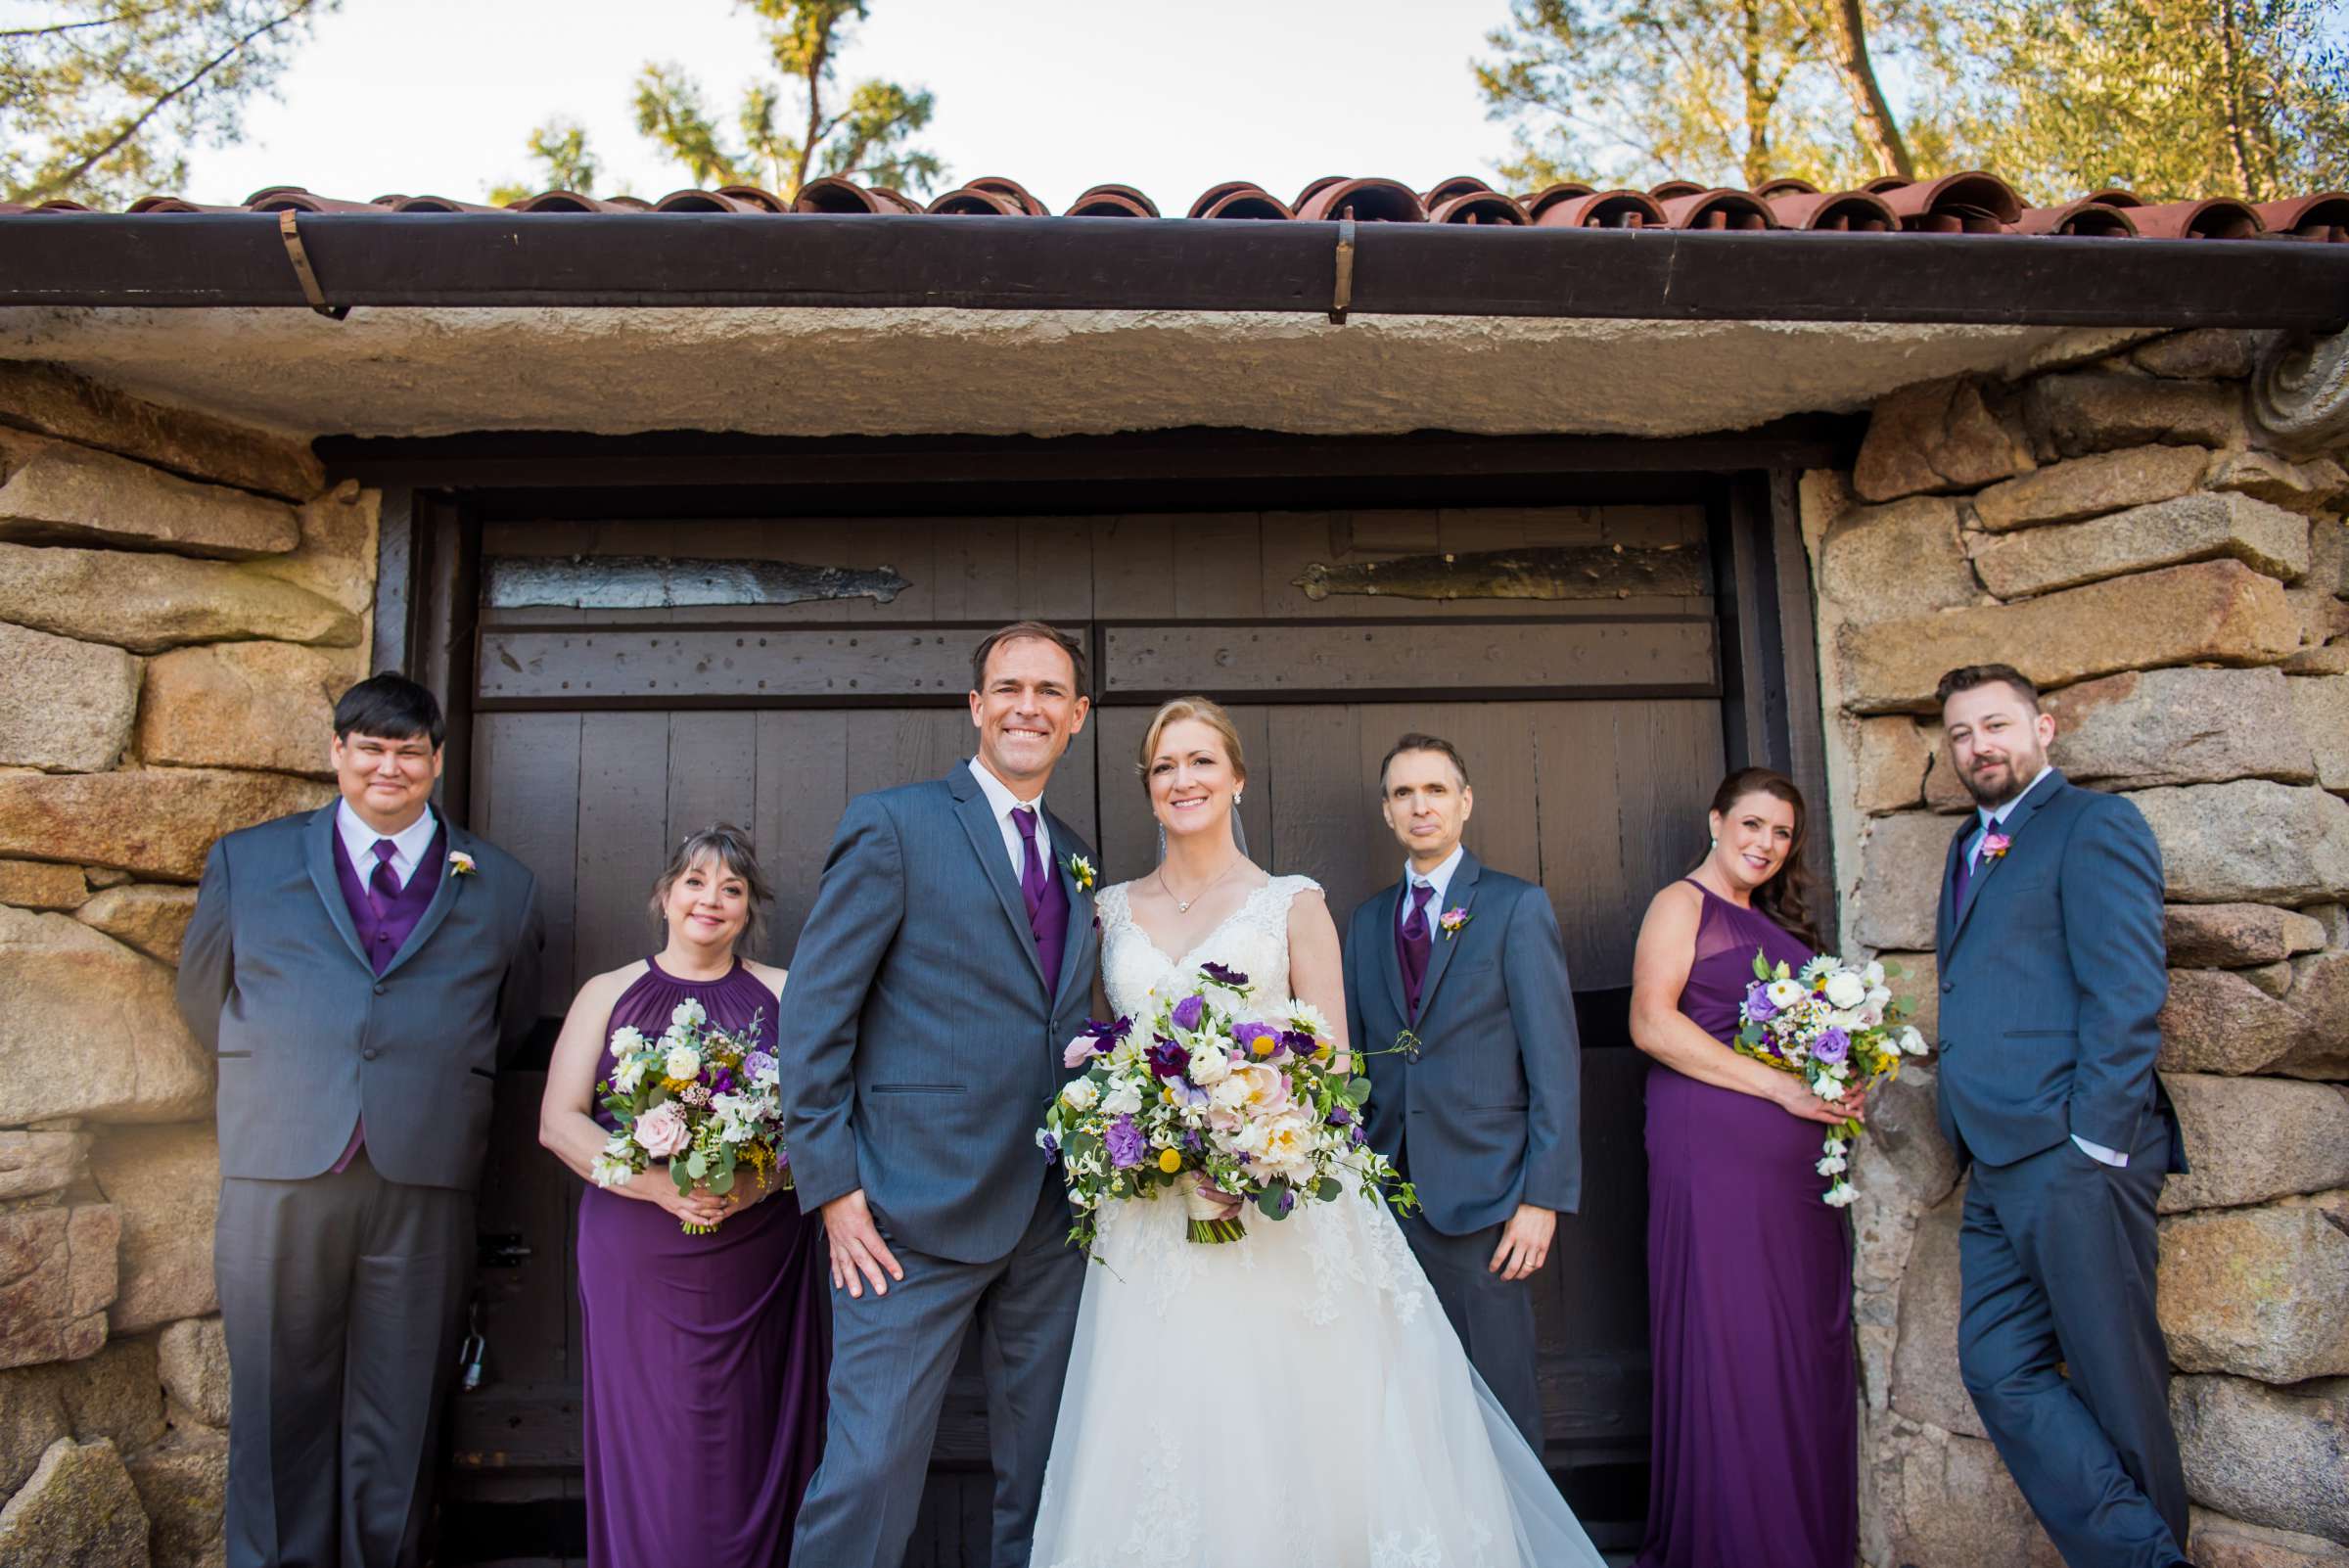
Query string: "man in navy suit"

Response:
xmin=1933 ymin=664 xmax=2188 ymax=1568
xmin=1346 ymin=732 xmax=1581 ymax=1452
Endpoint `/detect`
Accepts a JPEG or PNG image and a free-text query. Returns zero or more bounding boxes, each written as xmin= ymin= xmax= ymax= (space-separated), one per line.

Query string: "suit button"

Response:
xmin=1940 ymin=980 xmax=1954 ymax=993
xmin=361 ymin=1047 xmax=379 ymax=1061
xmin=372 ymin=983 xmax=386 ymax=995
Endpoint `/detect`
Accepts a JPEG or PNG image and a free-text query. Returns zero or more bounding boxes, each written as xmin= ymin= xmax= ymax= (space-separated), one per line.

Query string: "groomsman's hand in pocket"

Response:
xmin=823 ymin=1188 xmax=905 ymax=1298
xmin=1489 ymin=1203 xmax=1557 ymax=1282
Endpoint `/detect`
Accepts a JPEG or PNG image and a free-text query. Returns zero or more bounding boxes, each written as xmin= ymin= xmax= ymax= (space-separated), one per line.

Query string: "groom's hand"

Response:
xmin=822 ymin=1188 xmax=904 ymax=1299
xmin=1489 ymin=1203 xmax=1556 ymax=1282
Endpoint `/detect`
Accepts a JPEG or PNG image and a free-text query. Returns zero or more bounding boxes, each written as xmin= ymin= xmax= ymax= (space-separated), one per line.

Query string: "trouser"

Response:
xmin=1958 ymin=1112 xmax=2188 ymax=1568
xmin=790 ymin=1176 xmax=1084 ymax=1568
xmin=214 ymin=1148 xmax=473 ymax=1568
xmin=1400 ymin=1207 xmax=1545 ymax=1455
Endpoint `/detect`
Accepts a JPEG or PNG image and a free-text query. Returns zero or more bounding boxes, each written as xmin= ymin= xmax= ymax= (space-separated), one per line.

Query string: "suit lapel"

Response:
xmin=1945 ymin=770 xmax=2066 ymax=958
xmin=1412 ymin=852 xmax=1482 ymax=1021
xmin=1048 ymin=813 xmax=1094 ymax=1016
xmin=381 ymin=822 xmax=465 ymax=979
xmin=1936 ymin=817 xmax=1969 ymax=961
xmin=304 ymin=805 xmax=370 ymax=969
xmin=1373 ymin=881 xmax=1409 ymax=1024
xmin=950 ymin=765 xmax=1048 ymax=992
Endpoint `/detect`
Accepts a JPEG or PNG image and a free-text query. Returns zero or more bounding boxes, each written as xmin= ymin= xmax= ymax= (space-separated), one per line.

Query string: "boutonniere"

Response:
xmin=447 ymin=851 xmax=478 ymax=877
xmin=1438 ymin=906 xmax=1472 ymax=940
xmin=1980 ymin=832 xmax=2011 ymax=861
xmin=1064 ymin=853 xmax=1096 ymax=893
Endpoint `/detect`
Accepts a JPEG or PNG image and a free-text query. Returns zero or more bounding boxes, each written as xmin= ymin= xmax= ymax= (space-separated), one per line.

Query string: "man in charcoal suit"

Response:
xmin=1346 ymin=731 xmax=1582 ymax=1452
xmin=1934 ymin=663 xmax=2189 ymax=1568
xmin=178 ymin=672 xmax=544 ymax=1568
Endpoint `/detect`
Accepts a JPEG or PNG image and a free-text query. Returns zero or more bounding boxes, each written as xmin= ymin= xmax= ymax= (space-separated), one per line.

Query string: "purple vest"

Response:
xmin=332 ymin=820 xmax=448 ymax=976
xmin=1395 ymin=885 xmax=1434 ymax=1021
xmin=1030 ymin=854 xmax=1070 ymax=998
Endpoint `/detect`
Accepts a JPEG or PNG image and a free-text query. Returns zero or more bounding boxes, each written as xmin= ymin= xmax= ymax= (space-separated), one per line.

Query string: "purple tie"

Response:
xmin=1013 ymin=807 xmax=1047 ymax=920
xmin=1399 ymin=882 xmax=1436 ymax=1019
xmin=369 ymin=838 xmax=401 ymax=911
xmin=1953 ymin=829 xmax=1987 ymax=913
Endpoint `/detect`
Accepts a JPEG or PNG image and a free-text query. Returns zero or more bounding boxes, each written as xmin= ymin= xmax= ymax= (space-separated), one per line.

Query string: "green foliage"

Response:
xmin=2 ymin=0 xmax=330 ymax=207
xmin=488 ymin=118 xmax=599 ymax=206
xmin=1477 ymin=0 xmax=2349 ymax=203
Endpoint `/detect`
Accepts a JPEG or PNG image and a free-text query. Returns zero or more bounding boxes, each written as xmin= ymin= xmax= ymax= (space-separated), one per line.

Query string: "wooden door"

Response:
xmin=451 ymin=501 xmax=1723 ymax=1559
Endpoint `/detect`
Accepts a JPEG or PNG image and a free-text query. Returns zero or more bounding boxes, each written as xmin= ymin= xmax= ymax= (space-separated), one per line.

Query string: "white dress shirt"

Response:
xmin=1964 ymin=766 xmax=2126 ymax=1169
xmin=968 ymin=758 xmax=1052 ymax=881
xmin=1397 ymin=844 xmax=1466 ymax=933
xmin=336 ymin=799 xmax=439 ymax=891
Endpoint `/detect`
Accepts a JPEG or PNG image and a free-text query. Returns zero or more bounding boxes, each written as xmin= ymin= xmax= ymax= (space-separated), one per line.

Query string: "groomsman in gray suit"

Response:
xmin=1934 ymin=664 xmax=2189 ymax=1568
xmin=177 ymin=673 xmax=544 ymax=1568
xmin=1347 ymin=732 xmax=1582 ymax=1453
xmin=781 ymin=621 xmax=1100 ymax=1568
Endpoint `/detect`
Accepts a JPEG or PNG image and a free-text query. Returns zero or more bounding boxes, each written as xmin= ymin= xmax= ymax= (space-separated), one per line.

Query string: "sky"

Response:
xmin=177 ymin=0 xmax=1524 ymax=212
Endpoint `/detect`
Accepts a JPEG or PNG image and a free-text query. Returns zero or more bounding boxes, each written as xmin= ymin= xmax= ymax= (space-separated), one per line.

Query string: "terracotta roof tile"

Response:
xmin=12 ymin=174 xmax=2343 ymax=243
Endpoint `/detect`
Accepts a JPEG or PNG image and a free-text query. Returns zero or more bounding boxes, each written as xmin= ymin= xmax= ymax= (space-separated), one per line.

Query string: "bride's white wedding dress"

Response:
xmin=1033 ymin=875 xmax=1606 ymax=1568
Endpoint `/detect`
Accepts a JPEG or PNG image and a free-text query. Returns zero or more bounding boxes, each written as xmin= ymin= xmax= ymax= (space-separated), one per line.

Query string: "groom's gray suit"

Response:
xmin=781 ymin=761 xmax=1098 ymax=1568
xmin=1937 ymin=766 xmax=2189 ymax=1568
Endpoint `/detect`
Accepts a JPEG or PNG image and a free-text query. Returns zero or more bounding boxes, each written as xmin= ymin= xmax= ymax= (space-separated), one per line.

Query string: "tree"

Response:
xmin=2 ymin=0 xmax=328 ymax=207
xmin=497 ymin=0 xmax=944 ymax=204
xmin=488 ymin=120 xmax=600 ymax=207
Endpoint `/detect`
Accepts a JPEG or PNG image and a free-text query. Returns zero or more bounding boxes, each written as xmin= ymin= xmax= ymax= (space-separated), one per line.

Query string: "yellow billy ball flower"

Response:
xmin=1251 ymin=1037 xmax=1275 ymax=1056
xmin=1157 ymin=1148 xmax=1183 ymax=1174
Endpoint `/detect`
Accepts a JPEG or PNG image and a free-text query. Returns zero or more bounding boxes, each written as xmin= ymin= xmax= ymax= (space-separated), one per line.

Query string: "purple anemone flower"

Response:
xmin=1037 ymin=1131 xmax=1060 ymax=1164
xmin=1171 ymin=994 xmax=1207 ymax=1032
xmin=1277 ymin=1030 xmax=1315 ymax=1058
xmin=1147 ymin=1038 xmax=1191 ymax=1080
xmin=1325 ymin=1105 xmax=1352 ymax=1127
xmin=1086 ymin=1017 xmax=1132 ymax=1047
xmin=1814 ymin=1028 xmax=1851 ymax=1065
xmin=1745 ymin=984 xmax=1778 ymax=1022
xmin=1200 ymin=962 xmax=1249 ymax=989
xmin=1350 ymin=1125 xmax=1367 ymax=1147
xmin=1103 ymin=1116 xmax=1147 ymax=1170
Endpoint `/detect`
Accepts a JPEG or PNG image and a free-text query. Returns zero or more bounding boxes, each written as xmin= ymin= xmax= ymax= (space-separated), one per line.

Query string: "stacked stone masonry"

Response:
xmin=0 ymin=367 xmax=368 ymax=1568
xmin=1821 ymin=328 xmax=2349 ymax=1567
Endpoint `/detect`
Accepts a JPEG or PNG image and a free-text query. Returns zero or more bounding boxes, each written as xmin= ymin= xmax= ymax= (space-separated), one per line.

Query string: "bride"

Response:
xmin=1033 ymin=697 xmax=1604 ymax=1568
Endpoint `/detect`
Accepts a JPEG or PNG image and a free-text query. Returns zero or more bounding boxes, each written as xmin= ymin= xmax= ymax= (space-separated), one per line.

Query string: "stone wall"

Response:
xmin=1812 ymin=330 xmax=2349 ymax=1568
xmin=0 ymin=367 xmax=372 ymax=1568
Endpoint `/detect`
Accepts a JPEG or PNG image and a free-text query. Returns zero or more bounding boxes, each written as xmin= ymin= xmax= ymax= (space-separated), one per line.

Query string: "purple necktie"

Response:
xmin=333 ymin=838 xmax=400 ymax=1177
xmin=1399 ymin=882 xmax=1436 ymax=1019
xmin=1013 ymin=807 xmax=1047 ymax=919
xmin=1953 ymin=829 xmax=1987 ymax=914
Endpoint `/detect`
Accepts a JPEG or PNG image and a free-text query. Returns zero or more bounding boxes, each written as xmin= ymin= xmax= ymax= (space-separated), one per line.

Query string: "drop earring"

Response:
xmin=1708 ymin=836 xmax=1718 ymax=849
xmin=1234 ymin=791 xmax=1245 ymax=807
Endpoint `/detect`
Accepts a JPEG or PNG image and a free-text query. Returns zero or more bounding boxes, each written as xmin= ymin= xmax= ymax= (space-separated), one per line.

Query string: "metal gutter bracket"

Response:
xmin=277 ymin=209 xmax=351 ymax=321
xmin=1329 ymin=215 xmax=1356 ymax=325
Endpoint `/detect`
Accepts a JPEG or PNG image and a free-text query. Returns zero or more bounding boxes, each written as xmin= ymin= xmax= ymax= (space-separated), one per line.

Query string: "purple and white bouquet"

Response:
xmin=1039 ymin=961 xmax=1414 ymax=1255
xmin=1734 ymin=950 xmax=1928 ymax=1206
xmin=590 ymin=995 xmax=792 ymax=1232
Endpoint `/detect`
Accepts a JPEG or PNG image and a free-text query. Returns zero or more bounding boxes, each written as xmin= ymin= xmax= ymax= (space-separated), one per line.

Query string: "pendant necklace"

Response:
xmin=1163 ymin=855 xmax=1243 ymax=914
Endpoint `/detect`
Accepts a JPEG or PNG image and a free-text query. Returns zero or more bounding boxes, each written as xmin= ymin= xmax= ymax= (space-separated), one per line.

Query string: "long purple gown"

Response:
xmin=577 ymin=957 xmax=830 ymax=1568
xmin=1637 ymin=881 xmax=1857 ymax=1568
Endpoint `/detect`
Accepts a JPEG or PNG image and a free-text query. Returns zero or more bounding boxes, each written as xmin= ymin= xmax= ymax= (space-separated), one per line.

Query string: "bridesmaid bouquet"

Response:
xmin=589 ymin=997 xmax=793 ymax=1233
xmin=1734 ymin=951 xmax=1929 ymax=1207
xmin=1040 ymin=962 xmax=1414 ymax=1255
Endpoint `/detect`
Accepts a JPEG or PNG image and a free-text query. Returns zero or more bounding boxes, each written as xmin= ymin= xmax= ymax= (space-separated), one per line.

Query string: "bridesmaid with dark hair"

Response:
xmin=1629 ymin=768 xmax=1860 ymax=1568
xmin=538 ymin=824 xmax=828 ymax=1568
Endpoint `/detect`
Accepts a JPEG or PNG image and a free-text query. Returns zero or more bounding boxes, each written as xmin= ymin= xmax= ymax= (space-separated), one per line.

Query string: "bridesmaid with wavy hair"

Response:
xmin=1629 ymin=767 xmax=1860 ymax=1568
xmin=538 ymin=824 xmax=828 ymax=1568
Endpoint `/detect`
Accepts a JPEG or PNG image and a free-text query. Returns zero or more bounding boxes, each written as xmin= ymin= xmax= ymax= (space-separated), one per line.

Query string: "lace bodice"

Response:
xmin=1097 ymin=874 xmax=1319 ymax=1023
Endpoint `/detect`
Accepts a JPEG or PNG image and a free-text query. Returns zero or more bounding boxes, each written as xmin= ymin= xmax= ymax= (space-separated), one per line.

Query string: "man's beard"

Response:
xmin=1961 ymin=748 xmax=2041 ymax=807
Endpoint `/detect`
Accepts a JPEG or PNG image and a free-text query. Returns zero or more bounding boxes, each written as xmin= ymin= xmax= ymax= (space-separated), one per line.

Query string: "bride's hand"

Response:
xmin=1194 ymin=1179 xmax=1243 ymax=1222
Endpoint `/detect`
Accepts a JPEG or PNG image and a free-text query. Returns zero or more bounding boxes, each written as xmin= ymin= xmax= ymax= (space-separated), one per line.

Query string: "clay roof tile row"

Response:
xmin=11 ymin=170 xmax=2346 ymax=242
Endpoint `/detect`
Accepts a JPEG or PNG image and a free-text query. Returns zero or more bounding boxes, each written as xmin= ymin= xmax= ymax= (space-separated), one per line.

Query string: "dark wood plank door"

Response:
xmin=452 ymin=502 xmax=1725 ymax=1557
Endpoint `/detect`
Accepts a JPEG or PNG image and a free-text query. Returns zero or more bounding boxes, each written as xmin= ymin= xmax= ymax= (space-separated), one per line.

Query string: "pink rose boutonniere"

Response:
xmin=1439 ymin=907 xmax=1472 ymax=940
xmin=447 ymin=851 xmax=478 ymax=877
xmin=1980 ymin=832 xmax=2011 ymax=861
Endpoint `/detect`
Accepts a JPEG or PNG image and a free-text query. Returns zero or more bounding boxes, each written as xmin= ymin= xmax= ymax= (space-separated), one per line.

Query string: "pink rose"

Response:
xmin=632 ymin=1102 xmax=692 ymax=1159
xmin=1063 ymin=1036 xmax=1097 ymax=1069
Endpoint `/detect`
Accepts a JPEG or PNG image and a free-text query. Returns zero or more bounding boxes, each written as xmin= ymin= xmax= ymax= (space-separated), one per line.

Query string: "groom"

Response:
xmin=780 ymin=620 xmax=1100 ymax=1568
xmin=1934 ymin=664 xmax=2189 ymax=1568
xmin=1346 ymin=732 xmax=1581 ymax=1453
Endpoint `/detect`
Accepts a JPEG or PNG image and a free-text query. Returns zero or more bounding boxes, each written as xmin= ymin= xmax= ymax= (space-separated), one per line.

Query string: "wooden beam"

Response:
xmin=1102 ymin=620 xmax=1719 ymax=698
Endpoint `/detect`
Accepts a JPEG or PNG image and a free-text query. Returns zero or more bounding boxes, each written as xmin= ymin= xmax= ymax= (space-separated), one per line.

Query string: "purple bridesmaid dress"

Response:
xmin=1637 ymin=881 xmax=1858 ymax=1568
xmin=576 ymin=957 xmax=830 ymax=1568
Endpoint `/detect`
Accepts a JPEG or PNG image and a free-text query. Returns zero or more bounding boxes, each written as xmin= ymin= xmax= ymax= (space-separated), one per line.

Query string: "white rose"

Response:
xmin=671 ymin=997 xmax=707 ymax=1029
xmin=1865 ymin=985 xmax=1892 ymax=1011
xmin=1862 ymin=960 xmax=1886 ymax=988
xmin=1100 ymin=1082 xmax=1143 ymax=1117
xmin=1900 ymin=1026 xmax=1929 ymax=1056
xmin=613 ymin=1056 xmax=649 ymax=1094
xmin=609 ymin=1025 xmax=649 ymax=1058
xmin=1766 ymin=978 xmax=1806 ymax=1009
xmin=1210 ymin=1075 xmax=1252 ymax=1110
xmin=1060 ymin=1079 xmax=1099 ymax=1112
xmin=1823 ymin=971 xmax=1867 ymax=1010
xmin=1187 ymin=1046 xmax=1232 ymax=1086
xmin=664 ymin=1045 xmax=702 ymax=1082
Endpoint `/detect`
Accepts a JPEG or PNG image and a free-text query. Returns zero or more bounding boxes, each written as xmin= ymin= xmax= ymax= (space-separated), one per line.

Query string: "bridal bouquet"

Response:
xmin=589 ymin=996 xmax=791 ymax=1232
xmin=1734 ymin=951 xmax=1928 ymax=1206
xmin=1040 ymin=962 xmax=1413 ymax=1254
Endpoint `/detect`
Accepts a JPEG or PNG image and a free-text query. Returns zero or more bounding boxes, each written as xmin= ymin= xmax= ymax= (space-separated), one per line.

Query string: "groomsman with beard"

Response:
xmin=1933 ymin=664 xmax=2189 ymax=1568
xmin=177 ymin=673 xmax=544 ymax=1568
xmin=1346 ymin=732 xmax=1582 ymax=1451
